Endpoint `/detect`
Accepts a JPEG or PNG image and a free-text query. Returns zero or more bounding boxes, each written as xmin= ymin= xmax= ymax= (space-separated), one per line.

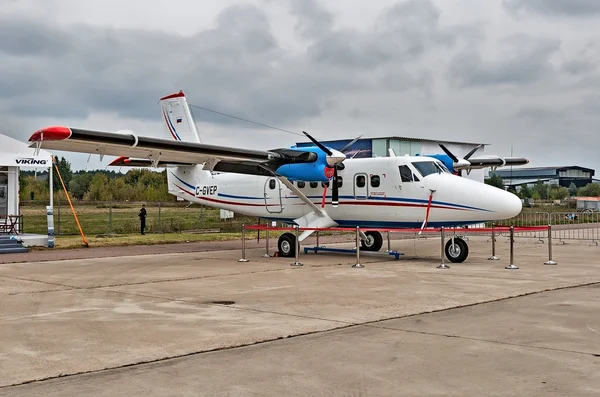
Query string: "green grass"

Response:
xmin=39 ymin=231 xmax=261 ymax=250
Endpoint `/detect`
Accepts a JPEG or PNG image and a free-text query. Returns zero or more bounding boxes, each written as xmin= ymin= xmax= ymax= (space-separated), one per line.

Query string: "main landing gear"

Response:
xmin=444 ymin=237 xmax=469 ymax=263
xmin=277 ymin=230 xmax=385 ymax=257
xmin=277 ymin=232 xmax=298 ymax=258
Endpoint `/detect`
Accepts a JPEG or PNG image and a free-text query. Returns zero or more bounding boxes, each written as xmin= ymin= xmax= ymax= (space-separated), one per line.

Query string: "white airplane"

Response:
xmin=28 ymin=91 xmax=524 ymax=263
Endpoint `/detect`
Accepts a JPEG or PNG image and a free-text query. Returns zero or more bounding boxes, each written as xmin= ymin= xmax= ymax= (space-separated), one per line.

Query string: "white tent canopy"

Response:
xmin=0 ymin=134 xmax=53 ymax=222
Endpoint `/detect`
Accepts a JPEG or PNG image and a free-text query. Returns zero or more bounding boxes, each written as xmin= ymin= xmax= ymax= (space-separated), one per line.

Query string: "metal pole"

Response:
xmin=352 ymin=226 xmax=364 ymax=268
xmin=238 ymin=223 xmax=249 ymax=262
xmin=437 ymin=227 xmax=450 ymax=269
xmin=544 ymin=225 xmax=557 ymax=265
xmin=108 ymin=206 xmax=113 ymax=235
xmin=316 ymin=231 xmax=320 ymax=247
xmin=291 ymin=225 xmax=303 ymax=266
xmin=49 ymin=164 xmax=53 ymax=207
xmin=157 ymin=202 xmax=162 ymax=234
xmin=505 ymin=226 xmax=519 ymax=269
xmin=263 ymin=224 xmax=270 ymax=258
xmin=488 ymin=222 xmax=499 ymax=260
xmin=386 ymin=231 xmax=391 ymax=252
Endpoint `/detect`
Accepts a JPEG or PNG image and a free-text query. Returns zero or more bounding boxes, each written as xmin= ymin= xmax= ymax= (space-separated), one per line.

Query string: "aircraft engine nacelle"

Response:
xmin=275 ymin=162 xmax=331 ymax=182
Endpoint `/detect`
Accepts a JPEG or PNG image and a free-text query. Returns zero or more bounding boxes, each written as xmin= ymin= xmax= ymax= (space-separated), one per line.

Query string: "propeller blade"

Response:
xmin=339 ymin=135 xmax=362 ymax=154
xmin=438 ymin=143 xmax=459 ymax=163
xmin=463 ymin=144 xmax=483 ymax=160
xmin=332 ymin=167 xmax=339 ymax=207
xmin=303 ymin=131 xmax=332 ymax=156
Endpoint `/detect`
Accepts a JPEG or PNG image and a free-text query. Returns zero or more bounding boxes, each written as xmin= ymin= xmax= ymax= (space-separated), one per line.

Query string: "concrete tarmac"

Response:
xmin=0 ymin=236 xmax=598 ymax=396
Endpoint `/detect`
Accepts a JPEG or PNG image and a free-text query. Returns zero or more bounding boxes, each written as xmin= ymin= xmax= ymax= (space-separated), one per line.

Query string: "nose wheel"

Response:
xmin=361 ymin=231 xmax=384 ymax=252
xmin=445 ymin=237 xmax=469 ymax=263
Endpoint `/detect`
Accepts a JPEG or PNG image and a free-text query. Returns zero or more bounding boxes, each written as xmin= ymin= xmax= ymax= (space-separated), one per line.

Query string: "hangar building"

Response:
xmin=492 ymin=166 xmax=596 ymax=189
xmin=297 ymin=136 xmax=487 ymax=183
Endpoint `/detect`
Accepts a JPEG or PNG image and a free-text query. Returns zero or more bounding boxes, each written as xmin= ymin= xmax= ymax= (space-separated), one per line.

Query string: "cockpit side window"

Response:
xmin=411 ymin=161 xmax=449 ymax=178
xmin=398 ymin=165 xmax=413 ymax=182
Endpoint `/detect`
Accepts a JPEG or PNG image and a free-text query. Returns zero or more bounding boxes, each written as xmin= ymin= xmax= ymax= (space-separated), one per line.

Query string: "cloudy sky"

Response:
xmin=1 ymin=0 xmax=599 ymax=174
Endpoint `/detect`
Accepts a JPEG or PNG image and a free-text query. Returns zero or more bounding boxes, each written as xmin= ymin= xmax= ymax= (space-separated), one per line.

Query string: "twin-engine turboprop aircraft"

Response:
xmin=28 ymin=91 xmax=525 ymax=263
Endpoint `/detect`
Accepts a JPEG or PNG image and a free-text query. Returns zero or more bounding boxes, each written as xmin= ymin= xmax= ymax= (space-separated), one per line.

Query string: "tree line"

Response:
xmin=485 ymin=174 xmax=600 ymax=200
xmin=20 ymin=156 xmax=174 ymax=202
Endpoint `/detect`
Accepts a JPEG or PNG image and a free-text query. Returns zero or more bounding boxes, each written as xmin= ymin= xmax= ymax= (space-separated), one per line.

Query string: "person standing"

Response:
xmin=138 ymin=204 xmax=147 ymax=235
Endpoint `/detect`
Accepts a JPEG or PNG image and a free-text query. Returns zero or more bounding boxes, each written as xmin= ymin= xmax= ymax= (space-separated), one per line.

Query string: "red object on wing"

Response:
xmin=109 ymin=156 xmax=131 ymax=166
xmin=29 ymin=126 xmax=72 ymax=142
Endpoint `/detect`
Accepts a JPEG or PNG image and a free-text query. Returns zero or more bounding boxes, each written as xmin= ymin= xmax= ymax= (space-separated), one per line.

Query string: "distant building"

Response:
xmin=297 ymin=136 xmax=487 ymax=183
xmin=492 ymin=166 xmax=595 ymax=189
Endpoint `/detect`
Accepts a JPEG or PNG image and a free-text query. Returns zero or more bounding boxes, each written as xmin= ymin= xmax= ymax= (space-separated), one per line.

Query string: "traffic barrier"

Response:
xmin=241 ymin=224 xmax=549 ymax=266
xmin=291 ymin=225 xmax=303 ymax=267
xmin=238 ymin=223 xmax=249 ymax=263
xmin=544 ymin=225 xmax=558 ymax=265
xmin=353 ymin=226 xmax=364 ymax=268
xmin=437 ymin=227 xmax=449 ymax=269
xmin=488 ymin=223 xmax=499 ymax=260
xmin=505 ymin=226 xmax=519 ymax=270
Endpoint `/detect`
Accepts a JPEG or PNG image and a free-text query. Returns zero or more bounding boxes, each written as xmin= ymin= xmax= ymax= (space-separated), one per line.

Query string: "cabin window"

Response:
xmin=356 ymin=175 xmax=366 ymax=188
xmin=310 ymin=182 xmax=318 ymax=188
xmin=371 ymin=175 xmax=380 ymax=188
xmin=322 ymin=181 xmax=329 ymax=188
xmin=399 ymin=165 xmax=413 ymax=182
xmin=269 ymin=179 xmax=276 ymax=190
xmin=336 ymin=176 xmax=343 ymax=188
xmin=297 ymin=181 xmax=305 ymax=188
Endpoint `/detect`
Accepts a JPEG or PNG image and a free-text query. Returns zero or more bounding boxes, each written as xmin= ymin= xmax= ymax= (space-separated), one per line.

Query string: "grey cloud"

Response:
xmin=447 ymin=35 xmax=561 ymax=87
xmin=308 ymin=0 xmax=459 ymax=69
xmin=503 ymin=0 xmax=600 ymax=17
xmin=561 ymin=60 xmax=596 ymax=75
xmin=288 ymin=0 xmax=334 ymax=39
xmin=0 ymin=1 xmax=452 ymax=128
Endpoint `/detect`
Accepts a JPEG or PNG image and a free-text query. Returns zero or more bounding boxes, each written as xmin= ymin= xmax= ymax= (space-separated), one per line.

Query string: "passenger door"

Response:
xmin=353 ymin=173 xmax=368 ymax=200
xmin=264 ymin=178 xmax=282 ymax=213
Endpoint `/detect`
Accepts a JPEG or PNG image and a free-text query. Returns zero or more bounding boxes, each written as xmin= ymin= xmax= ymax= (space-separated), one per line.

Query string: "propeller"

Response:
xmin=438 ymin=143 xmax=482 ymax=176
xmin=303 ymin=131 xmax=361 ymax=208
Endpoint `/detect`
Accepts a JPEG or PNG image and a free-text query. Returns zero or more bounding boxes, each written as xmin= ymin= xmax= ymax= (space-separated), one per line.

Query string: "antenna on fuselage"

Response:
xmin=388 ymin=148 xmax=397 ymax=157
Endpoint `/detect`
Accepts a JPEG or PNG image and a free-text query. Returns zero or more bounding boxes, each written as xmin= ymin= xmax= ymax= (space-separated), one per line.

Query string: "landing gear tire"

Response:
xmin=445 ymin=237 xmax=469 ymax=263
xmin=278 ymin=232 xmax=297 ymax=258
xmin=361 ymin=231 xmax=383 ymax=252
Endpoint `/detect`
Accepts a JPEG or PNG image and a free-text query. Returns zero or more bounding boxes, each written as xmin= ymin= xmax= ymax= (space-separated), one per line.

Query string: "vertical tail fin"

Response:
xmin=159 ymin=91 xmax=202 ymax=143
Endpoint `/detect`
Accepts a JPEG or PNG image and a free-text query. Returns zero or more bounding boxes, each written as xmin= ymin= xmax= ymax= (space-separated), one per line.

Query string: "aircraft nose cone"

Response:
xmin=497 ymin=187 xmax=522 ymax=219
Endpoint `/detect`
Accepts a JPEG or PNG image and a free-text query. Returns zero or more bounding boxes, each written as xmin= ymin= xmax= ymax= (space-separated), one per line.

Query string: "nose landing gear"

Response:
xmin=445 ymin=237 xmax=469 ymax=263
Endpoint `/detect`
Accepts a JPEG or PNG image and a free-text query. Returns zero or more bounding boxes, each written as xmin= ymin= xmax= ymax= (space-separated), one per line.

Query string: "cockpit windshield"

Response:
xmin=411 ymin=161 xmax=450 ymax=177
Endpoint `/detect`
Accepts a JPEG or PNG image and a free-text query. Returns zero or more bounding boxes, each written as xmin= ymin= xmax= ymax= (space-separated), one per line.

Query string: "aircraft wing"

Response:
xmin=28 ymin=126 xmax=290 ymax=166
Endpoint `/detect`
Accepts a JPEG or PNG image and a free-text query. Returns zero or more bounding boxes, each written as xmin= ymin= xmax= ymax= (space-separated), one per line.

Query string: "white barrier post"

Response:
xmin=352 ymin=226 xmax=364 ymax=268
xmin=238 ymin=224 xmax=249 ymax=263
xmin=544 ymin=225 xmax=557 ymax=265
xmin=437 ymin=227 xmax=450 ymax=269
xmin=291 ymin=225 xmax=303 ymax=267
xmin=505 ymin=226 xmax=519 ymax=269
xmin=488 ymin=222 xmax=499 ymax=260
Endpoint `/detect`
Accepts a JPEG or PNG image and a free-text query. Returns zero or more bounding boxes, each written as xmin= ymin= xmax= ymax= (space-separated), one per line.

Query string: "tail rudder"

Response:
xmin=159 ymin=91 xmax=202 ymax=143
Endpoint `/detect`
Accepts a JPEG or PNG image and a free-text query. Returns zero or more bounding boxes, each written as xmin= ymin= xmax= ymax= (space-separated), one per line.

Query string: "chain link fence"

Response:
xmin=19 ymin=201 xmax=261 ymax=236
